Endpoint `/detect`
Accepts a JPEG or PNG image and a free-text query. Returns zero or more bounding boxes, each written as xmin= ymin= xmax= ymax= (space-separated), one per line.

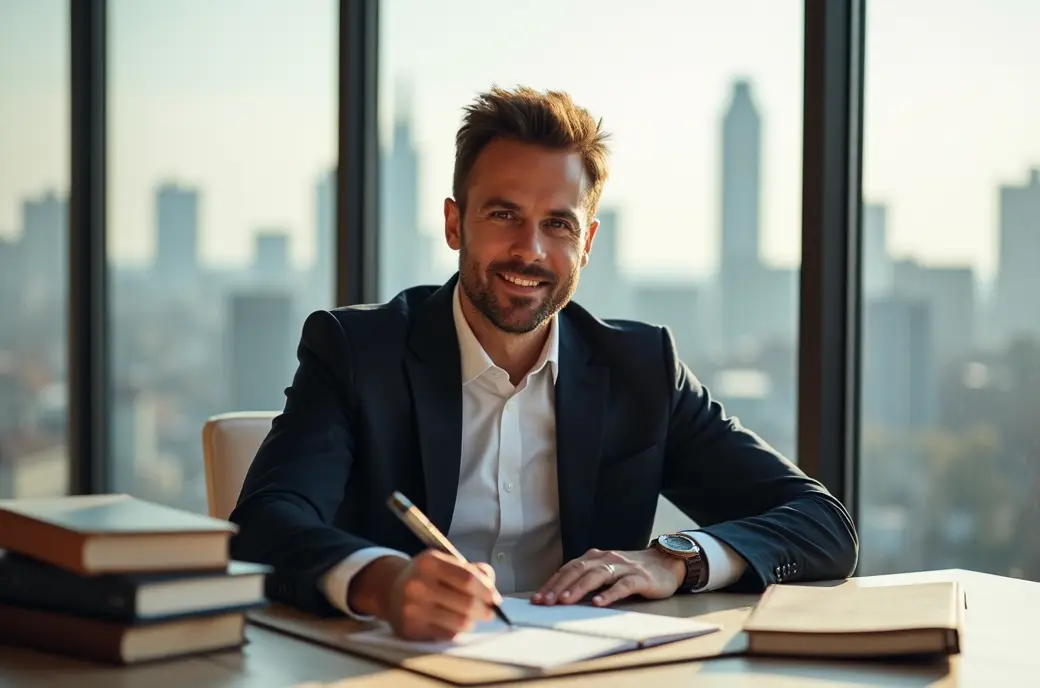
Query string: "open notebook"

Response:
xmin=350 ymin=597 xmax=721 ymax=669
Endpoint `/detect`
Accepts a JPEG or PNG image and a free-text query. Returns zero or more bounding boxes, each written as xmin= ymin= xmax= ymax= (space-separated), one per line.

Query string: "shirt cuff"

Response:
xmin=319 ymin=547 xmax=410 ymax=619
xmin=682 ymin=530 xmax=747 ymax=592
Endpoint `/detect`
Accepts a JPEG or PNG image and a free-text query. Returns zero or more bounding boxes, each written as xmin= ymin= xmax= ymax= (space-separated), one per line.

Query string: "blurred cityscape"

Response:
xmin=1 ymin=80 xmax=1038 ymax=581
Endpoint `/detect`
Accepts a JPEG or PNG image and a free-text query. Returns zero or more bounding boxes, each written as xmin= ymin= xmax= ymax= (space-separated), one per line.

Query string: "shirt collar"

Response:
xmin=452 ymin=283 xmax=559 ymax=386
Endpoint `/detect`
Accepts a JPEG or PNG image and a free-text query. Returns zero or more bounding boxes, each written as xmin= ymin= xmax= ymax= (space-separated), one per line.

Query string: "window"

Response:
xmin=378 ymin=0 xmax=805 ymax=483
xmin=108 ymin=0 xmax=337 ymax=513
xmin=0 ymin=0 xmax=70 ymax=498
xmin=859 ymin=0 xmax=1040 ymax=579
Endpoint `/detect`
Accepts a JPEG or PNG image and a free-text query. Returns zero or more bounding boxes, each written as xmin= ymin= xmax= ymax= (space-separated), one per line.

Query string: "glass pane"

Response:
xmin=0 ymin=0 xmax=70 ymax=498
xmin=859 ymin=1 xmax=1040 ymax=579
xmin=378 ymin=0 xmax=804 ymax=489
xmin=108 ymin=0 xmax=337 ymax=513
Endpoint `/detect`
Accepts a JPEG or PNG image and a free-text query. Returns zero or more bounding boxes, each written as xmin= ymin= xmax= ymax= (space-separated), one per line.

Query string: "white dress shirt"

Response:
xmin=320 ymin=285 xmax=746 ymax=617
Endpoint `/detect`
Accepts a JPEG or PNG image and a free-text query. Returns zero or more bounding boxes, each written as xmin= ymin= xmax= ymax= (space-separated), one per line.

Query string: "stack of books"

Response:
xmin=0 ymin=493 xmax=270 ymax=664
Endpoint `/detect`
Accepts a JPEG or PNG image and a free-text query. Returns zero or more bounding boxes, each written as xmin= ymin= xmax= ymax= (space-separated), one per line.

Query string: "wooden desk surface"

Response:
xmin=0 ymin=569 xmax=1035 ymax=687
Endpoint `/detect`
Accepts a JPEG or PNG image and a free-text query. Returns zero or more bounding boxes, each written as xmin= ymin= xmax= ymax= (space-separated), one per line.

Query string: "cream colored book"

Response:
xmin=744 ymin=581 xmax=964 ymax=658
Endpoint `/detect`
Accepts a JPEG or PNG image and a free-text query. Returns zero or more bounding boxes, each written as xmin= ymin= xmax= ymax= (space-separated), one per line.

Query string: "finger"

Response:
xmin=401 ymin=600 xmax=474 ymax=639
xmin=557 ymin=563 xmax=620 ymax=605
xmin=474 ymin=562 xmax=496 ymax=585
xmin=533 ymin=549 xmax=604 ymax=604
xmin=541 ymin=556 xmax=606 ymax=605
xmin=591 ymin=574 xmax=643 ymax=607
xmin=431 ymin=580 xmax=493 ymax=621
xmin=532 ymin=569 xmax=564 ymax=604
xmin=417 ymin=550 xmax=501 ymax=605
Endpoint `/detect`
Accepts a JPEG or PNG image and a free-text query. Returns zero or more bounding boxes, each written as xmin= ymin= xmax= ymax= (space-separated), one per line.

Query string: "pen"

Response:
xmin=387 ymin=491 xmax=513 ymax=627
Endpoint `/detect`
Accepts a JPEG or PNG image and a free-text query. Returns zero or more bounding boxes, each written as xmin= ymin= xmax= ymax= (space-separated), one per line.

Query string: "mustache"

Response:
xmin=487 ymin=260 xmax=557 ymax=283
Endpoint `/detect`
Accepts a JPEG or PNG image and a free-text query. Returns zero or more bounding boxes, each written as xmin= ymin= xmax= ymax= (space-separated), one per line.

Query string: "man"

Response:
xmin=230 ymin=86 xmax=858 ymax=642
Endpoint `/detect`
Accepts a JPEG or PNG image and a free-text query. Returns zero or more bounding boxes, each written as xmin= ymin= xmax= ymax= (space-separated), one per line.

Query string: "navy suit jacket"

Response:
xmin=229 ymin=275 xmax=858 ymax=616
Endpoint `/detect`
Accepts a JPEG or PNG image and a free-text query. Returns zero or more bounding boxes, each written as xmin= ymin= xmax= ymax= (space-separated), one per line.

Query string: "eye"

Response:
xmin=489 ymin=210 xmax=515 ymax=221
xmin=546 ymin=218 xmax=573 ymax=232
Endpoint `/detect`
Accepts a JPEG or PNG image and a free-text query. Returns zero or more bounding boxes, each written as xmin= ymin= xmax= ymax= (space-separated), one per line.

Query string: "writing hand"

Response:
xmin=383 ymin=550 xmax=501 ymax=641
xmin=531 ymin=548 xmax=685 ymax=607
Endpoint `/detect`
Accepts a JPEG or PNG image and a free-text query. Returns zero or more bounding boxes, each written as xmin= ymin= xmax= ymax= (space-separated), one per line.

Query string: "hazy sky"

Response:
xmin=2 ymin=0 xmax=1039 ymax=283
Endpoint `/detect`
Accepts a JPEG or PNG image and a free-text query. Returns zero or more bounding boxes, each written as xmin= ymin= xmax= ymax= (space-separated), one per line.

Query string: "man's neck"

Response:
xmin=459 ymin=293 xmax=549 ymax=386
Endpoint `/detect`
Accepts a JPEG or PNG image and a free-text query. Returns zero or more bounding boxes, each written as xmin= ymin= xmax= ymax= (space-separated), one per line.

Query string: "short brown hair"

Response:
xmin=453 ymin=86 xmax=611 ymax=219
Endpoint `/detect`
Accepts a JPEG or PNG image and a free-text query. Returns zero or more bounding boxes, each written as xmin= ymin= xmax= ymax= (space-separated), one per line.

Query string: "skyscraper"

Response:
xmin=227 ymin=291 xmax=295 ymax=413
xmin=380 ymin=84 xmax=423 ymax=299
xmin=253 ymin=230 xmax=291 ymax=286
xmin=893 ymin=260 xmax=976 ymax=362
xmin=719 ymin=79 xmax=767 ymax=351
xmin=995 ymin=168 xmax=1040 ymax=341
xmin=572 ymin=208 xmax=632 ymax=318
xmin=721 ymin=80 xmax=762 ymax=266
xmin=314 ymin=169 xmax=335 ymax=304
xmin=155 ymin=183 xmax=199 ymax=284
xmin=21 ymin=190 xmax=67 ymax=309
xmin=862 ymin=296 xmax=935 ymax=430
xmin=863 ymin=202 xmax=893 ymax=299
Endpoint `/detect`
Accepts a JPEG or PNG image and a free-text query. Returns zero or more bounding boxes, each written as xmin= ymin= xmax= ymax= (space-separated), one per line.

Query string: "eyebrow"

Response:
xmin=479 ymin=197 xmax=582 ymax=228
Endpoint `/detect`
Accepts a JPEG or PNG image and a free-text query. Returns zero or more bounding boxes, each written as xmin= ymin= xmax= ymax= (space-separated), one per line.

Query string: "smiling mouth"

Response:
xmin=498 ymin=273 xmax=549 ymax=289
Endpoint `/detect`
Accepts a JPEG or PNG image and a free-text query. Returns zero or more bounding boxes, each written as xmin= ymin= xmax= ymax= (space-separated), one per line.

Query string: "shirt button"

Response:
xmin=503 ymin=482 xmax=514 ymax=493
xmin=496 ymin=552 xmax=507 ymax=563
xmin=504 ymin=401 xmax=513 ymax=412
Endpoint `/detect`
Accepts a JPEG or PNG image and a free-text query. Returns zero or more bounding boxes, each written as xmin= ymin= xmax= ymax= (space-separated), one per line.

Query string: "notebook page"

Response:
xmin=349 ymin=623 xmax=633 ymax=669
xmin=498 ymin=597 xmax=721 ymax=645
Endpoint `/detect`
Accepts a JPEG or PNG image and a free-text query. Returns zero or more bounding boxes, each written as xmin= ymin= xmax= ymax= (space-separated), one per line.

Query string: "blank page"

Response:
xmin=498 ymin=597 xmax=720 ymax=645
xmin=349 ymin=624 xmax=633 ymax=669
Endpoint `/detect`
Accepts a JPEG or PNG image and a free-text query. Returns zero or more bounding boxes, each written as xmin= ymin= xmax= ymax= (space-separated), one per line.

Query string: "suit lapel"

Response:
xmin=555 ymin=314 xmax=610 ymax=561
xmin=404 ymin=277 xmax=463 ymax=534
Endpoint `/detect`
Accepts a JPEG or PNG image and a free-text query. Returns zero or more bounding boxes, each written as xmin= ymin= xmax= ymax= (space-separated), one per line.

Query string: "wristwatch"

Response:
xmin=652 ymin=532 xmax=709 ymax=591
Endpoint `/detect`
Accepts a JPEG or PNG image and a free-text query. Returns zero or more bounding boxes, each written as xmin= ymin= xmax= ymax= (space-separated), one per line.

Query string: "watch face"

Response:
xmin=659 ymin=533 xmax=697 ymax=554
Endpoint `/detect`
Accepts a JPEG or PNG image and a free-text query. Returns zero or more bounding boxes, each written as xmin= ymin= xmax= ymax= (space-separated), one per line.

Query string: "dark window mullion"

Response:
xmin=797 ymin=0 xmax=866 ymax=525
xmin=69 ymin=0 xmax=109 ymax=495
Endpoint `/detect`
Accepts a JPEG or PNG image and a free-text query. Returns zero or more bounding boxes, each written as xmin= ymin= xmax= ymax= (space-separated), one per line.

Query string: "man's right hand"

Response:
xmin=349 ymin=550 xmax=502 ymax=641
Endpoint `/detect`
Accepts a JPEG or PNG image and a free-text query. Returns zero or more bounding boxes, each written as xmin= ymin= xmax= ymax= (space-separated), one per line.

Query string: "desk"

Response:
xmin=0 ymin=569 xmax=1035 ymax=687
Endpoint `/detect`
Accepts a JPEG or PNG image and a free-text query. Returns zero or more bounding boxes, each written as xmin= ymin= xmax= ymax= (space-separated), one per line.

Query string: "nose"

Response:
xmin=510 ymin=219 xmax=546 ymax=263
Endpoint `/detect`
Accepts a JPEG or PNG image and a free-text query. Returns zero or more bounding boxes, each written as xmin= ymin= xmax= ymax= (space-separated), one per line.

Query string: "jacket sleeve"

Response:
xmin=228 ymin=310 xmax=379 ymax=615
xmin=658 ymin=328 xmax=859 ymax=592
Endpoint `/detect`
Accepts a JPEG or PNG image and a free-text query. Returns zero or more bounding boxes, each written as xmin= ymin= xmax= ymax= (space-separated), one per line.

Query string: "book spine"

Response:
xmin=0 ymin=566 xmax=138 ymax=621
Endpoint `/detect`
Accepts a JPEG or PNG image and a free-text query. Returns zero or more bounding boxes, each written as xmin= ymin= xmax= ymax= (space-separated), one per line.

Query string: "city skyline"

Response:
xmin=5 ymin=1 xmax=1040 ymax=282
xmin=3 ymin=1 xmax=1039 ymax=582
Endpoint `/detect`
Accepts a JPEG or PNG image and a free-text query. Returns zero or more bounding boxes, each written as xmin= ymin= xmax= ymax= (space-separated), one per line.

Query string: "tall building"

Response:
xmin=380 ymin=85 xmax=424 ymax=299
xmin=253 ymin=230 xmax=291 ymax=286
xmin=227 ymin=292 xmax=295 ymax=413
xmin=863 ymin=202 xmax=893 ymax=299
xmin=0 ymin=238 xmax=20 ymax=347
xmin=632 ymin=281 xmax=700 ymax=363
xmin=314 ymin=169 xmax=335 ymax=305
xmin=721 ymin=80 xmax=762 ymax=266
xmin=21 ymin=190 xmax=67 ymax=309
xmin=719 ymin=79 xmax=768 ymax=351
xmin=109 ymin=384 xmax=159 ymax=495
xmin=862 ymin=296 xmax=935 ymax=431
xmin=155 ymin=183 xmax=199 ymax=284
xmin=572 ymin=209 xmax=633 ymax=319
xmin=995 ymin=168 xmax=1040 ymax=341
xmin=893 ymin=260 xmax=976 ymax=362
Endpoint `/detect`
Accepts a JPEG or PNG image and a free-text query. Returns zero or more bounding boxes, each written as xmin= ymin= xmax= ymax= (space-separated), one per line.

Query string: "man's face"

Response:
xmin=445 ymin=139 xmax=599 ymax=334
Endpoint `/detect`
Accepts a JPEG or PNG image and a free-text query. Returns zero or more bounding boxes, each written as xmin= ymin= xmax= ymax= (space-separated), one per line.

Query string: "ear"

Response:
xmin=581 ymin=218 xmax=599 ymax=267
xmin=444 ymin=198 xmax=462 ymax=250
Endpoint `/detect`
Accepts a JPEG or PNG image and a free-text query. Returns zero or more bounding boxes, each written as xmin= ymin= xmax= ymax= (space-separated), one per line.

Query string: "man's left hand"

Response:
xmin=531 ymin=548 xmax=686 ymax=607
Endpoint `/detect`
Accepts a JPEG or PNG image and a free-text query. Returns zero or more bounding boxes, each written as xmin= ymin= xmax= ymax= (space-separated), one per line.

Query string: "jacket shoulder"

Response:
xmin=309 ymin=283 xmax=441 ymax=354
xmin=562 ymin=301 xmax=673 ymax=366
